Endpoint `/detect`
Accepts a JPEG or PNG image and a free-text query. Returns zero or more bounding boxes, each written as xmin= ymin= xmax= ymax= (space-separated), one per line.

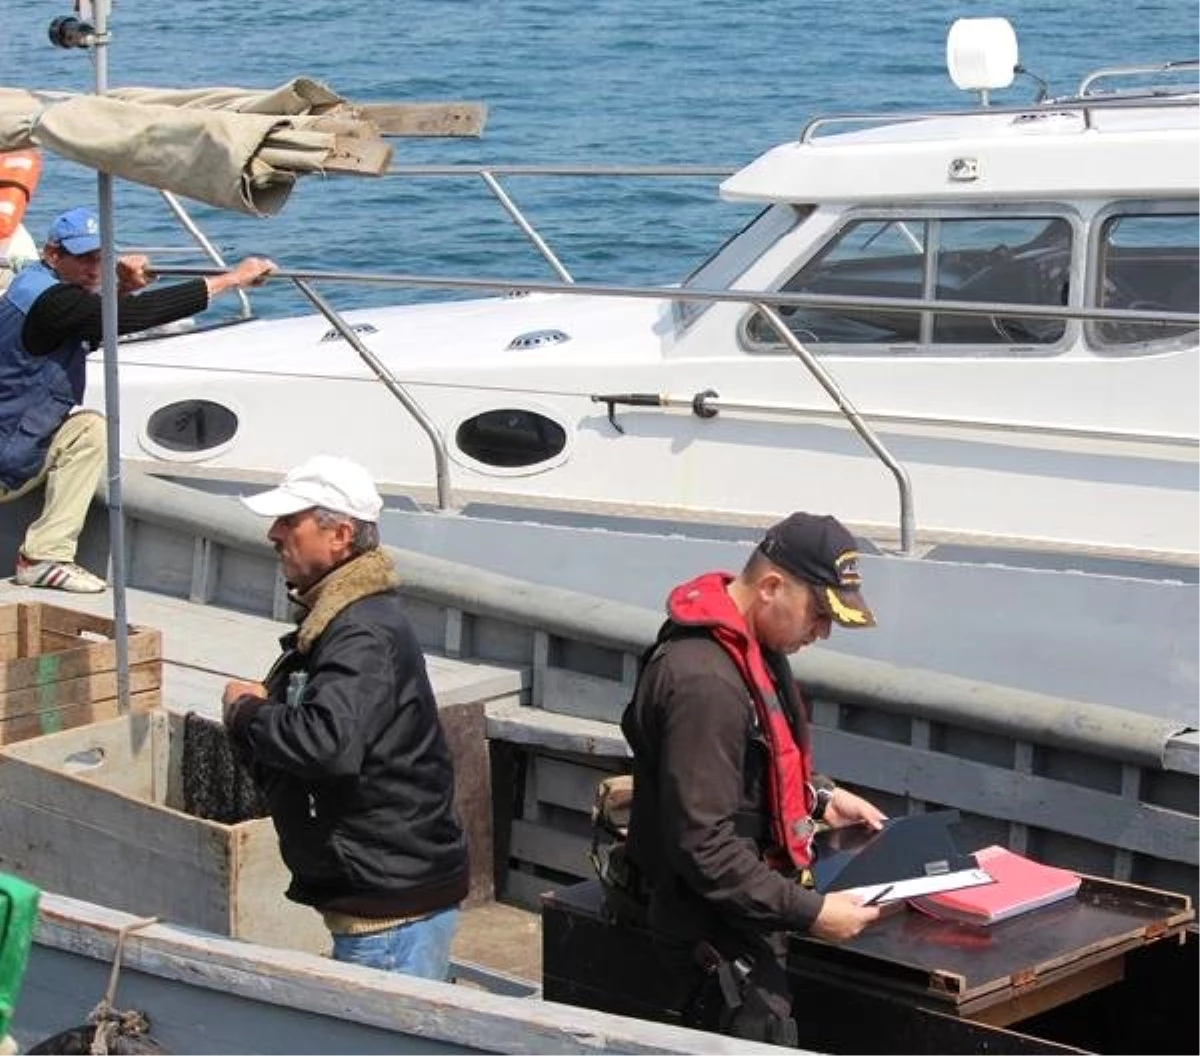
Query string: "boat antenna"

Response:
xmin=1014 ymin=64 xmax=1049 ymax=103
xmin=48 ymin=0 xmax=132 ymax=715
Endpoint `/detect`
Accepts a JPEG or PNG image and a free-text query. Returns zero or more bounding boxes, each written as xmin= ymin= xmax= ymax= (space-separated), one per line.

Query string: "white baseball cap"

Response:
xmin=241 ymin=455 xmax=383 ymax=523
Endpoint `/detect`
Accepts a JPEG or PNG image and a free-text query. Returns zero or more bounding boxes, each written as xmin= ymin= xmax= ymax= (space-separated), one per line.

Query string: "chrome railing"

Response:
xmin=152 ymin=166 xmax=1198 ymax=553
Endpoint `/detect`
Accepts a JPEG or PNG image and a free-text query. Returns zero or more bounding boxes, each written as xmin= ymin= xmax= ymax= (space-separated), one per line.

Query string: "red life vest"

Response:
xmin=666 ymin=571 xmax=819 ymax=869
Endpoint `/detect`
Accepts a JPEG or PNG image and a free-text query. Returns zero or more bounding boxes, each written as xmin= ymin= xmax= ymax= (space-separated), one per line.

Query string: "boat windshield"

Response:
xmin=744 ymin=212 xmax=1075 ymax=353
xmin=675 ymin=204 xmax=807 ymax=329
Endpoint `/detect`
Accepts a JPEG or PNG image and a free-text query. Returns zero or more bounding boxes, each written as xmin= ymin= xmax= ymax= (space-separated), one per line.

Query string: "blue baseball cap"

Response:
xmin=46 ymin=206 xmax=101 ymax=255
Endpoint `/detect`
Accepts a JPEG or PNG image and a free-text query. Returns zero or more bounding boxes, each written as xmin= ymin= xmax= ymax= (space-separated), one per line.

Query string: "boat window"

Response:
xmin=744 ymin=215 xmax=1072 ymax=353
xmin=145 ymin=400 xmax=238 ymax=454
xmin=455 ymin=409 xmax=567 ymax=469
xmin=1089 ymin=211 xmax=1199 ymax=352
xmin=675 ymin=205 xmax=807 ymax=330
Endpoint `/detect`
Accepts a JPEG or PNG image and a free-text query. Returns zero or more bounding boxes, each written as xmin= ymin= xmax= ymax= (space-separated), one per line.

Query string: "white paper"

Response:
xmin=845 ymin=867 xmax=994 ymax=906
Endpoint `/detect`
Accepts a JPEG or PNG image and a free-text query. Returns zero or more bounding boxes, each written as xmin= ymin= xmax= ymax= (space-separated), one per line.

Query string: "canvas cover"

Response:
xmin=0 ymin=78 xmax=392 ymax=216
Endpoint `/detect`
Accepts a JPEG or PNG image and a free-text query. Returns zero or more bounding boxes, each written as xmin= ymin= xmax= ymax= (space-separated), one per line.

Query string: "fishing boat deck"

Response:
xmin=0 ymin=578 xmax=545 ymax=989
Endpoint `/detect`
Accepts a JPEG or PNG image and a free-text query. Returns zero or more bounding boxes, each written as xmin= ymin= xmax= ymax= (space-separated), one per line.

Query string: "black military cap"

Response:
xmin=757 ymin=512 xmax=876 ymax=628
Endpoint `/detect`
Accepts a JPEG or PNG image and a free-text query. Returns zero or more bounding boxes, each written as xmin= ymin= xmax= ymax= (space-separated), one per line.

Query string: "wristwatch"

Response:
xmin=809 ymin=782 xmax=836 ymax=821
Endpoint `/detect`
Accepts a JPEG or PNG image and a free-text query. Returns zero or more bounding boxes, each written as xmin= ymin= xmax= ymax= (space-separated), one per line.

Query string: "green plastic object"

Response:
xmin=0 ymin=872 xmax=40 ymax=1039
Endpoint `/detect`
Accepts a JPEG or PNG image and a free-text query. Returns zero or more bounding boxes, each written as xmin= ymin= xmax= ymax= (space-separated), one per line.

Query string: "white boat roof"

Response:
xmin=721 ymin=96 xmax=1200 ymax=204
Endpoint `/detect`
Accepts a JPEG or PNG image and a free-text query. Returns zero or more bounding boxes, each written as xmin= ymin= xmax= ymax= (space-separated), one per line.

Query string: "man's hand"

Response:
xmin=204 ymin=256 xmax=277 ymax=299
xmin=823 ymin=788 xmax=887 ymax=831
xmin=809 ymin=889 xmax=882 ymax=943
xmin=222 ymin=679 xmax=267 ymax=725
xmin=116 ymin=254 xmax=153 ymax=294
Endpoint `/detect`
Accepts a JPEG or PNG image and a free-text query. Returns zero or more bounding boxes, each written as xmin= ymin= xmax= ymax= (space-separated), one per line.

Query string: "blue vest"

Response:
xmin=0 ymin=262 xmax=88 ymax=489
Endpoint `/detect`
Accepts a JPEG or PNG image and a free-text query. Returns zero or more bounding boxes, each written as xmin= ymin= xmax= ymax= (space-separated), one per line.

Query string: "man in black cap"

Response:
xmin=621 ymin=511 xmax=887 ymax=1044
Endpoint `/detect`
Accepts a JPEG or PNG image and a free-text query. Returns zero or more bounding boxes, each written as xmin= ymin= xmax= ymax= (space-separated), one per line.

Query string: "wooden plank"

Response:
xmin=486 ymin=699 xmax=629 ymax=757
xmin=1 ymin=710 xmax=169 ymax=801
xmin=0 ymin=617 xmax=160 ymax=696
xmin=509 ymin=818 xmax=593 ymax=880
xmin=361 ymin=101 xmax=487 ymax=138
xmin=534 ymin=753 xmax=625 ymax=814
xmin=0 ymin=711 xmax=309 ymax=944
xmin=967 ymin=957 xmax=1124 ymax=1027
xmin=36 ymin=892 xmax=780 ymax=1055
xmin=17 ymin=603 xmax=40 ymax=659
xmin=541 ymin=666 xmax=629 ymax=725
xmin=0 ymin=687 xmax=160 ymax=744
xmin=0 ymin=757 xmax=238 ymax=935
xmin=817 ymin=726 xmax=1199 ymax=864
xmin=230 ymin=824 xmax=328 ymax=954
xmin=502 ymin=866 xmax=566 ymax=912
xmin=0 ymin=664 xmax=161 ymax=721
xmin=33 ymin=600 xmax=127 ymax=637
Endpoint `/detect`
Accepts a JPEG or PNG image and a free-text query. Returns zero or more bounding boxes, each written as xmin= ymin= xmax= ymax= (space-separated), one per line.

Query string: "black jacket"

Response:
xmin=226 ymin=549 xmax=469 ymax=918
xmin=622 ymin=578 xmax=826 ymax=949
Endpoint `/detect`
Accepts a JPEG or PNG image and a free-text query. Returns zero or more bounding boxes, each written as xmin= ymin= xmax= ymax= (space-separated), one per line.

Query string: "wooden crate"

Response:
xmin=0 ymin=601 xmax=161 ymax=744
xmin=0 ymin=710 xmax=329 ymax=953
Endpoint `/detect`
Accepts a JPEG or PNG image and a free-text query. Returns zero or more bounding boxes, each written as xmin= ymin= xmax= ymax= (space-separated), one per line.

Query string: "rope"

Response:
xmin=87 ymin=916 xmax=159 ymax=1056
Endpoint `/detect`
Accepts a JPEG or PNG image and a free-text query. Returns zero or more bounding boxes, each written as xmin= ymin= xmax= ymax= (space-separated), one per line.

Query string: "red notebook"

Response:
xmin=909 ymin=845 xmax=1081 ymax=926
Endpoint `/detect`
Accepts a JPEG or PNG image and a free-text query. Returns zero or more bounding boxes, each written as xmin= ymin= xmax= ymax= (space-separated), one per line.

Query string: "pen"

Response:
xmin=863 ymin=884 xmax=893 ymax=907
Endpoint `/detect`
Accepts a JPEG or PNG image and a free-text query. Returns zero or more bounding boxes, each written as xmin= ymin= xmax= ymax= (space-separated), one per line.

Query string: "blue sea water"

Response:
xmin=2 ymin=0 xmax=1197 ymax=317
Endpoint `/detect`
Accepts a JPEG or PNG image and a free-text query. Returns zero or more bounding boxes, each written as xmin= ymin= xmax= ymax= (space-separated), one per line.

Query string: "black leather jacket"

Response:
xmin=226 ymin=551 xmax=469 ymax=918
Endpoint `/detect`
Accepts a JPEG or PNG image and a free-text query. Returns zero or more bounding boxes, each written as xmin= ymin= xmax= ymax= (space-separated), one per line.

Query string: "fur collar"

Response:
xmin=294 ymin=548 xmax=401 ymax=653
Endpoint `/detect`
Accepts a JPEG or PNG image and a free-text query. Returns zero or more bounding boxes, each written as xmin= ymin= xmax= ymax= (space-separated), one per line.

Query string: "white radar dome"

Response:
xmin=946 ymin=17 xmax=1019 ymax=92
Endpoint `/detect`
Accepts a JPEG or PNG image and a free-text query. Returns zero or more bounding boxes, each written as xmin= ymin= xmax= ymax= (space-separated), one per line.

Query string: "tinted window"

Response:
xmin=1090 ymin=212 xmax=1199 ymax=351
xmin=456 ymin=409 xmax=567 ymax=468
xmin=746 ymin=215 xmax=1071 ymax=351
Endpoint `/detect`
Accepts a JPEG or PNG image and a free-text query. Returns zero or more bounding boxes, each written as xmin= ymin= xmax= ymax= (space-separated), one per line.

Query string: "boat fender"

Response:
xmin=0 ymin=150 xmax=43 ymax=240
xmin=691 ymin=388 xmax=719 ymax=419
xmin=26 ymin=1008 xmax=168 ymax=1055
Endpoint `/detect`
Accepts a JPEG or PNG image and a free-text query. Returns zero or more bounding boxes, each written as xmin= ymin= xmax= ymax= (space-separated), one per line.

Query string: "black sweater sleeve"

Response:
xmin=23 ymin=279 xmax=210 ymax=355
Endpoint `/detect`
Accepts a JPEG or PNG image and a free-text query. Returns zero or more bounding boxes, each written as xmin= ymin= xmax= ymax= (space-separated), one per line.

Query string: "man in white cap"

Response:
xmin=0 ymin=204 xmax=275 ymax=593
xmin=222 ymin=455 xmax=468 ymax=980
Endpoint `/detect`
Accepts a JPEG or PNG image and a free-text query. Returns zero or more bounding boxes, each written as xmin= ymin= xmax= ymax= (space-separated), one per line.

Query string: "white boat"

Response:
xmin=89 ymin=23 xmax=1198 ymax=558
xmin=72 ymin=20 xmax=1198 ymax=716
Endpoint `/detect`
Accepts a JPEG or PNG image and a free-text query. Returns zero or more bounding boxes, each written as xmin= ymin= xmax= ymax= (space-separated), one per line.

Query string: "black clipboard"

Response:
xmin=811 ymin=809 xmax=976 ymax=893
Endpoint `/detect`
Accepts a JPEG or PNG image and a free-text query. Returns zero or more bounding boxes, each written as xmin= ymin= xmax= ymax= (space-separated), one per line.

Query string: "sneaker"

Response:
xmin=14 ymin=554 xmax=107 ymax=593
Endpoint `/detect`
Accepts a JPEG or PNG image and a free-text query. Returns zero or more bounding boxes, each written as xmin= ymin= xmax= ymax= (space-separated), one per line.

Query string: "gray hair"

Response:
xmin=312 ymin=506 xmax=380 ymax=556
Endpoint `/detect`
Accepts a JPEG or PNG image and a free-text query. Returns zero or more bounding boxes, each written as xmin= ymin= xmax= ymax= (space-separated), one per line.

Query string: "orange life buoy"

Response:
xmin=0 ymin=150 xmax=43 ymax=240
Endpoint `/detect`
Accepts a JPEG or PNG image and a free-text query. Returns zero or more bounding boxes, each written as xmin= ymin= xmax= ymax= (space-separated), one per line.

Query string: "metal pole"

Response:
xmin=291 ymin=278 xmax=454 ymax=510
xmin=93 ymin=0 xmax=130 ymax=712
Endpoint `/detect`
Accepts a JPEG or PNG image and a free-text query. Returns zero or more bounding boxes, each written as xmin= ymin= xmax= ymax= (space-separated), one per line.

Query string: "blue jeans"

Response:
xmin=331 ymin=906 xmax=461 ymax=981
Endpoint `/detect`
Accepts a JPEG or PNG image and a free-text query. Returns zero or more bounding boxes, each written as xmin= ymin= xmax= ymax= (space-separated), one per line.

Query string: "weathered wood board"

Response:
xmin=0 ymin=710 xmax=328 ymax=953
xmin=0 ymin=601 xmax=161 ymax=743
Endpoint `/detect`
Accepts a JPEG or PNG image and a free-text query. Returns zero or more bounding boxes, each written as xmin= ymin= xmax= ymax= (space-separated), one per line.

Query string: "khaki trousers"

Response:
xmin=0 ymin=410 xmax=106 ymax=563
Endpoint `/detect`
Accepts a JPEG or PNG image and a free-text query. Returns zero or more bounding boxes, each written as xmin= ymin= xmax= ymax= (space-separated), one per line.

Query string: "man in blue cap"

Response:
xmin=0 ymin=205 xmax=276 ymax=592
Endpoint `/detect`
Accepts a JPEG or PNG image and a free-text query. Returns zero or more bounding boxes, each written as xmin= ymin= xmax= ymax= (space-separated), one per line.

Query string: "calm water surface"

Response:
xmin=2 ymin=0 xmax=1195 ymax=315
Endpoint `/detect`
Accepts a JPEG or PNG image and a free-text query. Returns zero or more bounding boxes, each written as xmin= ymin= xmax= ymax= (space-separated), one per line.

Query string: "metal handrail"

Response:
xmin=156 ymin=259 xmax=1198 ymax=551
xmin=1079 ymin=58 xmax=1200 ymax=97
xmin=799 ymin=92 xmax=1198 ymax=142
xmin=159 ymin=190 xmax=253 ymax=319
xmin=154 ymin=265 xmax=1200 ymax=327
xmin=290 ymin=278 xmax=453 ymax=511
xmin=478 ymin=169 xmax=573 ymax=282
xmin=755 ymin=302 xmax=915 ymax=554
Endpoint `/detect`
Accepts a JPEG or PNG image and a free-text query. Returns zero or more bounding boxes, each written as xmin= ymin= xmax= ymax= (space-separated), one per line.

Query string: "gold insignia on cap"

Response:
xmin=834 ymin=549 xmax=862 ymax=586
xmin=827 ymin=588 xmax=871 ymax=626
